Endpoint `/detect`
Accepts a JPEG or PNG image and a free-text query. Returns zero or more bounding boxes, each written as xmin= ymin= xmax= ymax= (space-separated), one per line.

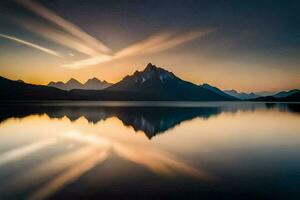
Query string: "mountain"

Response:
xmin=48 ymin=78 xmax=112 ymax=90
xmin=82 ymin=78 xmax=112 ymax=90
xmin=201 ymin=83 xmax=235 ymax=99
xmin=1 ymin=69 xmax=299 ymax=102
xmin=224 ymin=90 xmax=260 ymax=100
xmin=273 ymin=89 xmax=300 ymax=98
xmin=254 ymin=91 xmax=277 ymax=97
xmin=106 ymin=63 xmax=236 ymax=101
xmin=0 ymin=76 xmax=68 ymax=100
xmin=252 ymin=91 xmax=300 ymax=102
xmin=48 ymin=78 xmax=82 ymax=90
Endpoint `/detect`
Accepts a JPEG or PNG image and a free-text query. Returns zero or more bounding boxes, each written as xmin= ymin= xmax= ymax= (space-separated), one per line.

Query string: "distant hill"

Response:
xmin=48 ymin=78 xmax=112 ymax=90
xmin=0 ymin=76 xmax=68 ymax=100
xmin=273 ymin=89 xmax=300 ymax=98
xmin=224 ymin=90 xmax=260 ymax=100
xmin=201 ymin=83 xmax=235 ymax=99
xmin=254 ymin=91 xmax=277 ymax=97
xmin=106 ymin=63 xmax=236 ymax=101
xmin=252 ymin=91 xmax=300 ymax=102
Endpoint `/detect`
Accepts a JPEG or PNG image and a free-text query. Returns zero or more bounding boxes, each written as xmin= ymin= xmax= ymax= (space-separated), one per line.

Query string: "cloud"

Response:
xmin=63 ymin=29 xmax=214 ymax=69
xmin=144 ymin=29 xmax=213 ymax=54
xmin=17 ymin=20 xmax=101 ymax=56
xmin=13 ymin=0 xmax=214 ymax=69
xmin=62 ymin=54 xmax=113 ymax=69
xmin=116 ymin=29 xmax=213 ymax=57
xmin=114 ymin=32 xmax=173 ymax=58
xmin=0 ymin=33 xmax=63 ymax=57
xmin=15 ymin=0 xmax=111 ymax=54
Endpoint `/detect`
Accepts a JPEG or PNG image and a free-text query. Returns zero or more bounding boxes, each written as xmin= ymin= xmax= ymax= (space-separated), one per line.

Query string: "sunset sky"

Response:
xmin=0 ymin=0 xmax=299 ymax=92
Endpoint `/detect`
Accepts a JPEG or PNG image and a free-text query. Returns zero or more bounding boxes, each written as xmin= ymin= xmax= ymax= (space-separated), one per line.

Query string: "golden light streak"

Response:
xmin=16 ymin=0 xmax=111 ymax=54
xmin=0 ymin=34 xmax=62 ymax=58
xmin=145 ymin=29 xmax=213 ymax=54
xmin=9 ymin=145 xmax=101 ymax=192
xmin=18 ymin=21 xmax=101 ymax=56
xmin=29 ymin=149 xmax=109 ymax=200
xmin=62 ymin=131 xmax=111 ymax=146
xmin=62 ymin=131 xmax=215 ymax=181
xmin=113 ymin=142 xmax=216 ymax=180
xmin=0 ymin=139 xmax=57 ymax=167
xmin=62 ymin=55 xmax=113 ymax=69
xmin=63 ymin=29 xmax=214 ymax=69
xmin=114 ymin=32 xmax=173 ymax=58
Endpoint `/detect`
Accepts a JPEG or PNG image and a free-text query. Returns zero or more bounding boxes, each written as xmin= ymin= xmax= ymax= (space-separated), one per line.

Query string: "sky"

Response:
xmin=0 ymin=0 xmax=299 ymax=93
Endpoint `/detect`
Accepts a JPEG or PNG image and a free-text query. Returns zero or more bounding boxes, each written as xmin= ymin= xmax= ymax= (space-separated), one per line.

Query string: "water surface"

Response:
xmin=0 ymin=102 xmax=299 ymax=200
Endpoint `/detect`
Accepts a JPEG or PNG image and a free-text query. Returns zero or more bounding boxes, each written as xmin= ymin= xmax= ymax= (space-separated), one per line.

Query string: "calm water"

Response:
xmin=0 ymin=102 xmax=300 ymax=200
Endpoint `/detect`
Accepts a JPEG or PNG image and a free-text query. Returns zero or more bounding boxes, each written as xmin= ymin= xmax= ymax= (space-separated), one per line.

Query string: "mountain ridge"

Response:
xmin=48 ymin=77 xmax=112 ymax=90
xmin=224 ymin=90 xmax=260 ymax=100
xmin=0 ymin=63 xmax=299 ymax=101
xmin=106 ymin=63 xmax=236 ymax=101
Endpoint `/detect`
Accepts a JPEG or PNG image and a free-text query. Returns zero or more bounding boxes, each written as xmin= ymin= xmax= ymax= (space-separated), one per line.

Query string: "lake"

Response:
xmin=0 ymin=102 xmax=299 ymax=200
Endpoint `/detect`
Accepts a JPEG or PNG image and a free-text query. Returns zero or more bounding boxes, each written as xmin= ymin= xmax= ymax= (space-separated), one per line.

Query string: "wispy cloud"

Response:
xmin=143 ymin=29 xmax=213 ymax=54
xmin=15 ymin=0 xmax=111 ymax=54
xmin=62 ymin=54 xmax=113 ymax=69
xmin=115 ymin=29 xmax=213 ymax=57
xmin=63 ymin=29 xmax=214 ymax=69
xmin=12 ymin=0 xmax=214 ymax=69
xmin=0 ymin=34 xmax=62 ymax=57
xmin=114 ymin=32 xmax=173 ymax=58
xmin=17 ymin=20 xmax=101 ymax=56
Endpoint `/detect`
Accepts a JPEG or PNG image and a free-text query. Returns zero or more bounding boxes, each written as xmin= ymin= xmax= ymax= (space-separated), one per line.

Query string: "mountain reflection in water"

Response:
xmin=0 ymin=102 xmax=300 ymax=200
xmin=1 ymin=102 xmax=299 ymax=139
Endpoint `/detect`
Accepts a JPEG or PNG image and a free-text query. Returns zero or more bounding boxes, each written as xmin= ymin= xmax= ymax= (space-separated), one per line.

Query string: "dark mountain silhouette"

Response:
xmin=82 ymin=78 xmax=112 ymax=90
xmin=106 ymin=63 xmax=236 ymax=101
xmin=48 ymin=78 xmax=112 ymax=90
xmin=273 ymin=89 xmax=300 ymax=98
xmin=201 ymin=83 xmax=234 ymax=99
xmin=254 ymin=91 xmax=277 ymax=97
xmin=0 ymin=76 xmax=69 ymax=100
xmin=224 ymin=90 xmax=260 ymax=100
xmin=0 ymin=75 xmax=155 ymax=100
xmin=252 ymin=91 xmax=300 ymax=102
xmin=0 ymin=63 xmax=238 ymax=101
xmin=1 ymin=63 xmax=298 ymax=101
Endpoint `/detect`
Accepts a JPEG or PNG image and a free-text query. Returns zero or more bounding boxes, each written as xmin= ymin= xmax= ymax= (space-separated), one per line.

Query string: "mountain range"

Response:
xmin=106 ymin=63 xmax=235 ymax=100
xmin=48 ymin=78 xmax=112 ymax=90
xmin=223 ymin=90 xmax=260 ymax=100
xmin=0 ymin=63 xmax=299 ymax=101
